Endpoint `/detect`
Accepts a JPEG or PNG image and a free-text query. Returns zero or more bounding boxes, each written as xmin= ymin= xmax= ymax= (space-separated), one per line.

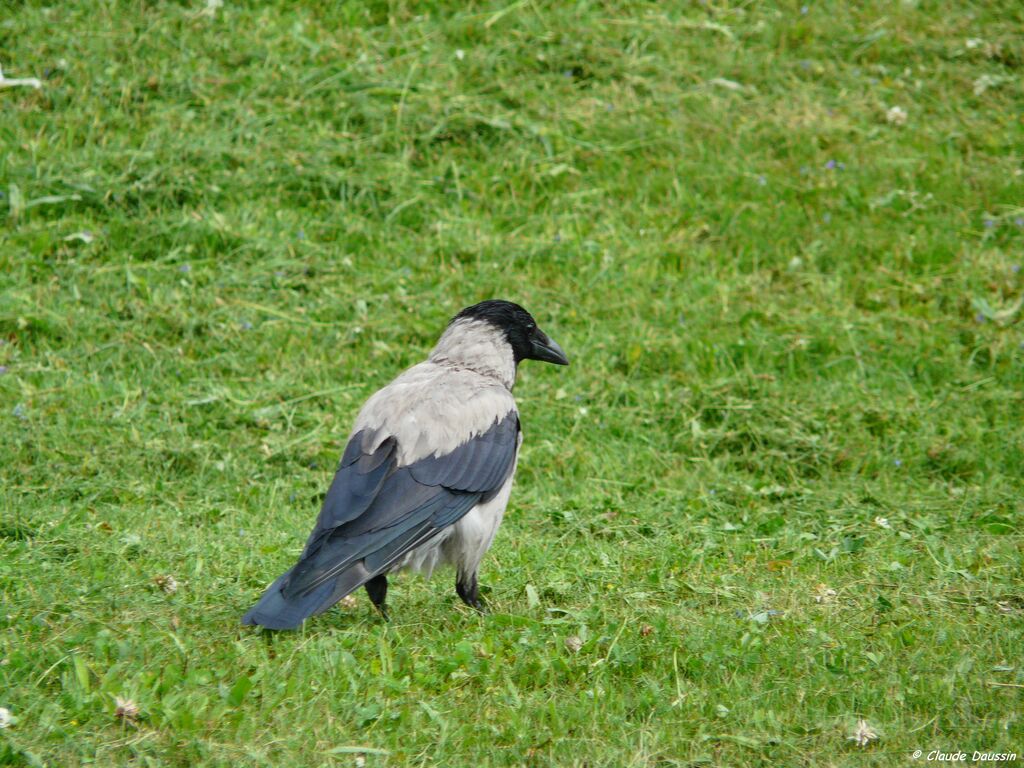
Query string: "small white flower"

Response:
xmin=564 ymin=636 xmax=583 ymax=653
xmin=0 ymin=707 xmax=12 ymax=728
xmin=965 ymin=38 xmax=984 ymax=50
xmin=848 ymin=718 xmax=878 ymax=747
xmin=115 ymin=696 xmax=140 ymax=721
xmin=154 ymin=574 xmax=178 ymax=593
xmin=813 ymin=584 xmax=837 ymax=604
xmin=885 ymin=106 xmax=907 ymax=126
xmin=338 ymin=595 xmax=358 ymax=609
xmin=874 ymin=516 xmax=891 ymax=529
xmin=454 ymin=49 xmax=465 ymax=61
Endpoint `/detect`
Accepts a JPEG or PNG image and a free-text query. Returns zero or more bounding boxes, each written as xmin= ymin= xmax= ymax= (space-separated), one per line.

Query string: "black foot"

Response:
xmin=456 ymin=573 xmax=485 ymax=613
xmin=365 ymin=575 xmax=390 ymax=621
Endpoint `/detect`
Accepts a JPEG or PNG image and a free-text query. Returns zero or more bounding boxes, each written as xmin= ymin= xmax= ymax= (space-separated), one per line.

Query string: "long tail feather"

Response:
xmin=241 ymin=563 xmax=371 ymax=630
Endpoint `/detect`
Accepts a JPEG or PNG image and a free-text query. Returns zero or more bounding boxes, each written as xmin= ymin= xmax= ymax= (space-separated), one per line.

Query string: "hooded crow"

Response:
xmin=242 ymin=299 xmax=569 ymax=629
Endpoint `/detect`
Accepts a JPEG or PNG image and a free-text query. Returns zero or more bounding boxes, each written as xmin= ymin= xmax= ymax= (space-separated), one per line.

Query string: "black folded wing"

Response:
xmin=242 ymin=412 xmax=519 ymax=629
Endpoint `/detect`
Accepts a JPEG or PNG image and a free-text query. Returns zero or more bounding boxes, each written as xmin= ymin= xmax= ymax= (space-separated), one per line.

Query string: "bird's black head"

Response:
xmin=452 ymin=300 xmax=569 ymax=366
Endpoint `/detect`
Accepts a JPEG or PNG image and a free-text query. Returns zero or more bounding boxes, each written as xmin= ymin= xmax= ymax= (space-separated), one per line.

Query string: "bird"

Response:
xmin=242 ymin=299 xmax=569 ymax=629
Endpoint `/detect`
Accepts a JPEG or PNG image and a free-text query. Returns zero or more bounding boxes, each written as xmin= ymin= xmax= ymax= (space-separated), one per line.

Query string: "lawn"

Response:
xmin=2 ymin=1 xmax=1022 ymax=766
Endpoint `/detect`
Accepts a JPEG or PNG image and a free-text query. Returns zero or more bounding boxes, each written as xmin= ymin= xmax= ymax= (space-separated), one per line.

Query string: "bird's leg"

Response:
xmin=364 ymin=575 xmax=390 ymax=621
xmin=456 ymin=572 xmax=485 ymax=612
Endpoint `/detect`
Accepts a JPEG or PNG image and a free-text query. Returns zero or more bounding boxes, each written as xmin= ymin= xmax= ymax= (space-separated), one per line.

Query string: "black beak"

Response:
xmin=530 ymin=330 xmax=569 ymax=366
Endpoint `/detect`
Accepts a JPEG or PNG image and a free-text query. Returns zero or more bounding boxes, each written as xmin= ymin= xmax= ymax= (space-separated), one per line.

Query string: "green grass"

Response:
xmin=2 ymin=1 xmax=1023 ymax=765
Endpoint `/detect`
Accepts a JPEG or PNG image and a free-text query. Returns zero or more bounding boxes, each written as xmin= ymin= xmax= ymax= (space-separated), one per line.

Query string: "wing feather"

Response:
xmin=408 ymin=414 xmax=519 ymax=492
